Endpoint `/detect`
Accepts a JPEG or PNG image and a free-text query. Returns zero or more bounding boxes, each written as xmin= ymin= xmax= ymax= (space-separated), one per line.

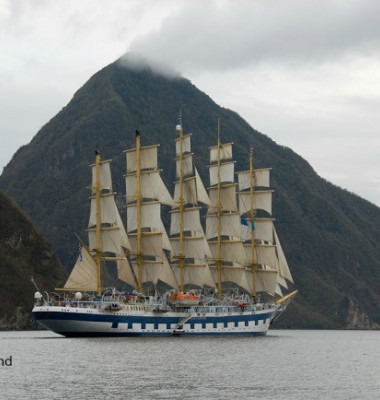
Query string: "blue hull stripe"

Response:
xmin=33 ymin=311 xmax=273 ymax=329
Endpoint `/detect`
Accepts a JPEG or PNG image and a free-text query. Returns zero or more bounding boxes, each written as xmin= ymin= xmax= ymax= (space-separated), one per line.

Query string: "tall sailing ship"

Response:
xmin=32 ymin=121 xmax=297 ymax=337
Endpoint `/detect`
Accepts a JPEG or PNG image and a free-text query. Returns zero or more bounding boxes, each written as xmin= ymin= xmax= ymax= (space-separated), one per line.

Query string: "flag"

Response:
xmin=78 ymin=242 xmax=83 ymax=262
xmin=240 ymin=214 xmax=248 ymax=226
xmin=251 ymin=221 xmax=256 ymax=231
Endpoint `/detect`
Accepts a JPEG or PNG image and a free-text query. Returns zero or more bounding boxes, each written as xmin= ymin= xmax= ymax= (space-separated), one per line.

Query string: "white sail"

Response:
xmin=89 ymin=195 xmax=117 ymax=228
xmin=206 ymin=212 xmax=241 ymax=239
xmin=276 ymin=274 xmax=288 ymax=289
xmin=160 ymin=255 xmax=180 ymax=289
xmin=210 ymin=264 xmax=251 ymax=293
xmin=209 ymin=162 xmax=235 ymax=185
xmin=239 ymin=190 xmax=273 ymax=215
xmin=131 ymin=255 xmax=178 ymax=289
xmin=64 ymin=245 xmax=98 ymax=291
xmin=176 ymin=154 xmax=193 ymax=178
xmin=247 ymin=268 xmax=278 ymax=296
xmin=209 ymin=184 xmax=238 ymax=212
xmin=172 ymin=261 xmax=213 ymax=289
xmin=126 ymin=202 xmax=162 ymax=233
xmin=88 ymin=227 xmax=127 ymax=255
xmin=128 ymin=233 xmax=164 ymax=258
xmin=91 ymin=160 xmax=112 ymax=191
xmin=274 ymin=228 xmax=294 ymax=283
xmin=209 ymin=143 xmax=233 ymax=163
xmin=171 ymin=128 xmax=214 ymax=289
xmin=209 ymin=240 xmax=245 ymax=265
xmin=172 ymin=260 xmax=216 ymax=288
xmin=275 ymin=284 xmax=284 ymax=297
xmin=174 ymin=172 xmax=211 ymax=206
xmin=115 ymin=204 xmax=131 ymax=251
xmin=237 ymin=168 xmax=271 ymax=190
xmin=126 ymin=171 xmax=174 ymax=206
xmin=173 ymin=177 xmax=198 ymax=206
xmin=131 ymin=261 xmax=162 ymax=286
xmin=175 ymin=134 xmax=191 ymax=156
xmin=194 ymin=167 xmax=211 ymax=206
xmin=171 ymin=236 xmax=212 ymax=260
xmin=160 ymin=219 xmax=173 ymax=252
xmin=125 ymin=145 xmax=158 ymax=172
xmin=170 ymin=207 xmax=204 ymax=236
xmin=243 ymin=243 xmax=278 ymax=268
xmin=117 ymin=248 xmax=137 ymax=289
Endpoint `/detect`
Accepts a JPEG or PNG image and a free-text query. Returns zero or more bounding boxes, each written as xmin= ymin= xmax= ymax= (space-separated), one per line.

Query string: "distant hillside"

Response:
xmin=0 ymin=190 xmax=66 ymax=330
xmin=1 ymin=54 xmax=379 ymax=329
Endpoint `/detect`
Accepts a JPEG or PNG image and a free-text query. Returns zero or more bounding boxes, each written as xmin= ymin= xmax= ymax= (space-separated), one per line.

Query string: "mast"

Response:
xmin=207 ymin=137 xmax=250 ymax=296
xmin=216 ymin=120 xmax=222 ymax=300
xmin=135 ymin=131 xmax=143 ymax=293
xmin=177 ymin=121 xmax=185 ymax=291
xmin=124 ymin=133 xmax=178 ymax=293
xmin=249 ymin=146 xmax=256 ymax=298
xmin=94 ymin=151 xmax=102 ymax=295
xmin=170 ymin=122 xmax=214 ymax=291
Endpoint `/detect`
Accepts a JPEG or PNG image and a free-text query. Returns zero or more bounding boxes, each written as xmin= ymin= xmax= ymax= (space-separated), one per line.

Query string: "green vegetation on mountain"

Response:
xmin=0 ymin=190 xmax=66 ymax=329
xmin=1 ymin=54 xmax=379 ymax=329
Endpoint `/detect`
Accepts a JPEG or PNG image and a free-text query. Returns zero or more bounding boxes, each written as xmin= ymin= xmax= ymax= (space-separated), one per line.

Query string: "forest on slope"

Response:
xmin=0 ymin=190 xmax=65 ymax=329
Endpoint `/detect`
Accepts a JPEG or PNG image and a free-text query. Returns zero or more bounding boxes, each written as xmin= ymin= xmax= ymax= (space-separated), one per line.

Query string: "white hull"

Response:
xmin=33 ymin=304 xmax=277 ymax=337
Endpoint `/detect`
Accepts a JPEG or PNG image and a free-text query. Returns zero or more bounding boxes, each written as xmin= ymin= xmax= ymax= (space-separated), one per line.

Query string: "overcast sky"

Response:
xmin=1 ymin=0 xmax=379 ymax=206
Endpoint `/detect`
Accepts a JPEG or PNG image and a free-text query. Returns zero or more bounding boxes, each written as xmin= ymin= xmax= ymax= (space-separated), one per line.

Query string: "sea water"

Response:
xmin=0 ymin=330 xmax=379 ymax=399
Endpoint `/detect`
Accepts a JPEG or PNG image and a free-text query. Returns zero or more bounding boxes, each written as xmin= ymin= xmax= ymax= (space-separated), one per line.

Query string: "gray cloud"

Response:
xmin=130 ymin=0 xmax=380 ymax=72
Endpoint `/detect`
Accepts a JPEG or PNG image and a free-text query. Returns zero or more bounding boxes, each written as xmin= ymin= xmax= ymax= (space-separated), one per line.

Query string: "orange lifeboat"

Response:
xmin=168 ymin=292 xmax=199 ymax=307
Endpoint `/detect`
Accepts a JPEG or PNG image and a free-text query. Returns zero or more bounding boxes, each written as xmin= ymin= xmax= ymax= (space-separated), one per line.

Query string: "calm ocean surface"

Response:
xmin=0 ymin=329 xmax=379 ymax=399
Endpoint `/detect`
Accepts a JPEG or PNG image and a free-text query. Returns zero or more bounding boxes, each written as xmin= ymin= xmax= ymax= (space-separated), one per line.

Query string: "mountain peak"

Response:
xmin=116 ymin=52 xmax=181 ymax=79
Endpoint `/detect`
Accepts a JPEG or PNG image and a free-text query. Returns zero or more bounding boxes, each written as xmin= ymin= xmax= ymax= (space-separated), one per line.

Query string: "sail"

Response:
xmin=125 ymin=171 xmax=174 ymax=206
xmin=209 ymin=240 xmax=245 ymax=265
xmin=207 ymin=140 xmax=252 ymax=293
xmin=126 ymin=145 xmax=158 ymax=173
xmin=237 ymin=168 xmax=271 ymax=190
xmin=206 ymin=212 xmax=241 ymax=239
xmin=238 ymin=190 xmax=273 ymax=215
xmin=274 ymin=228 xmax=294 ymax=283
xmin=117 ymin=248 xmax=137 ymax=289
xmin=194 ymin=167 xmax=211 ymax=206
xmin=176 ymin=153 xmax=193 ymax=178
xmin=64 ymin=244 xmax=98 ymax=291
xmin=209 ymin=184 xmax=238 ymax=212
xmin=210 ymin=264 xmax=251 ymax=293
xmin=209 ymin=162 xmax=235 ymax=185
xmin=91 ymin=160 xmax=112 ymax=192
xmin=170 ymin=207 xmax=204 ymax=236
xmin=209 ymin=143 xmax=233 ymax=163
xmin=87 ymin=157 xmax=131 ymax=255
xmin=88 ymin=195 xmax=117 ymax=227
xmin=170 ymin=125 xmax=214 ymax=289
xmin=173 ymin=173 xmax=211 ymax=206
xmin=130 ymin=255 xmax=178 ymax=289
xmin=246 ymin=268 xmax=278 ymax=296
xmin=172 ymin=260 xmax=216 ymax=288
xmin=243 ymin=243 xmax=278 ymax=268
xmin=171 ymin=236 xmax=212 ymax=260
xmin=127 ymin=202 xmax=162 ymax=233
xmin=175 ymin=134 xmax=191 ymax=155
xmin=125 ymin=135 xmax=177 ymax=292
